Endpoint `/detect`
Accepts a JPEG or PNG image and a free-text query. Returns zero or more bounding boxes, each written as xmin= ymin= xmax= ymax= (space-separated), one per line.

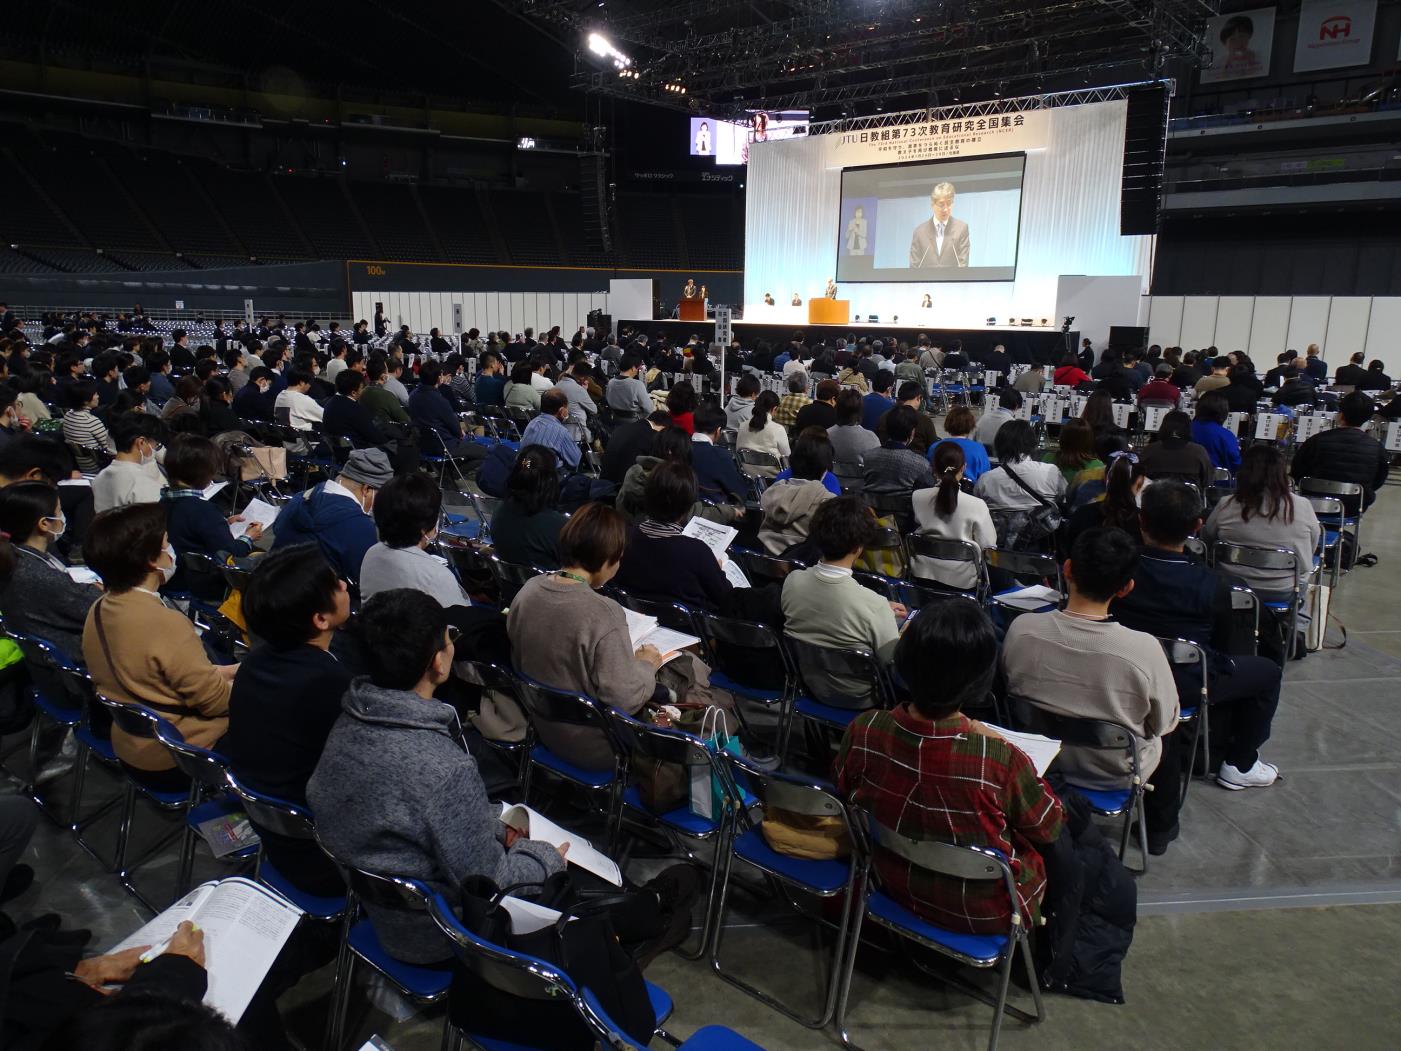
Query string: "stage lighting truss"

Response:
xmin=496 ymin=0 xmax=1219 ymax=116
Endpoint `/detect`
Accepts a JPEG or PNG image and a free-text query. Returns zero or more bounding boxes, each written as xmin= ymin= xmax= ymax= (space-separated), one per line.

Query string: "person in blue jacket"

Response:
xmin=271 ymin=448 xmax=393 ymax=583
xmin=160 ymin=435 xmax=261 ymax=596
xmin=1190 ymin=391 xmax=1241 ymax=472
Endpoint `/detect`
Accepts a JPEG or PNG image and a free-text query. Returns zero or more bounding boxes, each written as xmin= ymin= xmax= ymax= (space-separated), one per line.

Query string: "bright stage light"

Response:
xmin=586 ymin=31 xmax=631 ymax=68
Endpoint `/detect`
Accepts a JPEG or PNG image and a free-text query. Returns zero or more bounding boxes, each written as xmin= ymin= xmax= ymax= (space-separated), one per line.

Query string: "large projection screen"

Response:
xmin=836 ymin=154 xmax=1026 ymax=283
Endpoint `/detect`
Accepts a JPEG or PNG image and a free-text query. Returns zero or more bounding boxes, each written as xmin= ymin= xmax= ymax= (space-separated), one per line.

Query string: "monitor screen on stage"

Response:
xmin=835 ymin=153 xmax=1026 ymax=283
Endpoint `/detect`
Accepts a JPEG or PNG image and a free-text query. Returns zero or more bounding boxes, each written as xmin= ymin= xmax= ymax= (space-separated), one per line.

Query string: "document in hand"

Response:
xmin=981 ymin=723 xmax=1062 ymax=777
xmin=499 ymin=802 xmax=622 ymax=886
xmin=106 ymin=877 xmax=302 ymax=1023
xmin=682 ymin=516 xmax=751 ymax=588
xmin=228 ymin=497 xmax=280 ymax=540
xmin=622 ymin=607 xmax=700 ymax=665
xmin=199 ymin=480 xmax=229 ymax=501
xmin=995 ymin=584 xmax=1062 ymax=612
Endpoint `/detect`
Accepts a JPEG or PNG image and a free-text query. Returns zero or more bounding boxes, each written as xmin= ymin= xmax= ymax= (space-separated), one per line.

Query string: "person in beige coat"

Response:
xmin=82 ymin=502 xmax=236 ymax=790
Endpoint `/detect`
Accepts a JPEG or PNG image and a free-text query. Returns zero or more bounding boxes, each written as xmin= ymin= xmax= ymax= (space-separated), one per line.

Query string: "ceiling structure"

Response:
xmin=496 ymin=0 xmax=1222 ymax=118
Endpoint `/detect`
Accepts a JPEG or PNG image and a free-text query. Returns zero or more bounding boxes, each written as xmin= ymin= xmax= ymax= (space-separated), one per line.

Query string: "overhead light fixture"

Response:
xmin=517 ymin=137 xmax=537 ymax=150
xmin=586 ymin=31 xmax=631 ymax=69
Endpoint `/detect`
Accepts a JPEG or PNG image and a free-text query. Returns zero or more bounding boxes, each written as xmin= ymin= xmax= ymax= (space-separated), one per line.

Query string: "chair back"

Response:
xmin=9 ymin=630 xmax=84 ymax=714
xmin=429 ymin=892 xmax=577 ymax=1002
xmin=341 ymin=864 xmax=437 ymax=917
xmin=1296 ymin=476 xmax=1362 ymax=503
xmin=153 ymin=720 xmax=230 ymax=792
xmin=454 ymin=657 xmax=520 ymax=695
xmin=695 ymin=609 xmax=791 ymax=687
xmin=1155 ymin=636 xmax=1208 ymax=704
xmin=609 ymin=588 xmax=701 ymax=638
xmin=489 ymin=555 xmax=547 ymax=604
xmin=867 ymin=491 xmax=914 ymax=529
xmin=866 ymin=814 xmax=1010 ymax=883
xmin=274 ymin=406 xmax=293 ymax=428
xmin=784 ymin=635 xmax=893 ymax=711
xmin=734 ymin=548 xmax=807 ymax=588
xmin=903 ymin=534 xmax=987 ymax=596
xmin=607 ymin=708 xmax=717 ymax=771
xmin=735 ymin=448 xmax=782 ymax=471
xmin=1006 ymin=695 xmax=1141 ymax=779
xmin=515 ymin=677 xmax=615 ymax=735
xmin=1211 ymin=541 xmax=1298 ymax=574
xmin=725 ymin=753 xmax=850 ymax=826
xmin=95 ymin=693 xmax=170 ymax=742
xmin=224 ymin=769 xmax=319 ymax=841
xmin=1302 ymin=495 xmax=1343 ymax=520
xmin=577 ymin=986 xmax=651 ymax=1051
xmin=986 ymin=548 xmax=1059 ymax=583
xmin=832 ymin=459 xmax=865 ymax=494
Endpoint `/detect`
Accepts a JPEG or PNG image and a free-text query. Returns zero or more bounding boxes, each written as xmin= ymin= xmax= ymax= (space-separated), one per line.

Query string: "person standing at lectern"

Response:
xmin=909 ymin=182 xmax=970 ymax=268
xmin=682 ymin=279 xmax=700 ymax=300
xmin=791 ymin=293 xmax=802 ymax=307
xmin=825 ymin=279 xmax=838 ymax=300
xmin=764 ymin=293 xmax=775 ymax=306
xmin=920 ymin=293 xmax=932 ymax=309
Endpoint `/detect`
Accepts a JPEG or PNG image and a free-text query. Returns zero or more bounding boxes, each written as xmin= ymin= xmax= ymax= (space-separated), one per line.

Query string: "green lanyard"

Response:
xmin=556 ymin=570 xmax=591 ymax=586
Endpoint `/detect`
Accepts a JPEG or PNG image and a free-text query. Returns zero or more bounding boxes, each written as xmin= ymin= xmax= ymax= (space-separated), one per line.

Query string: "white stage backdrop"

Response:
xmin=744 ymin=99 xmax=1154 ymax=327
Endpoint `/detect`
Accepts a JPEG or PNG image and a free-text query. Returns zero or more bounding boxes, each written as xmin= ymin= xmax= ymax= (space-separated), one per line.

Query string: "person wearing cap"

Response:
xmin=270 ymin=448 xmax=392 ymax=582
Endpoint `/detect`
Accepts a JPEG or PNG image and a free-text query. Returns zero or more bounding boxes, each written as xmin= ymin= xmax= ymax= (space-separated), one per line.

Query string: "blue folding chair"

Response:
xmin=580 ymin=986 xmax=765 ymax=1050
xmin=607 ymin=709 xmax=736 ymax=960
xmin=6 ymin=631 xmax=87 ymax=818
xmin=837 ymin=814 xmax=1044 ymax=1051
xmin=711 ymin=755 xmax=859 ymax=1029
xmin=1297 ymin=476 xmax=1364 ymax=574
xmin=1007 ymin=695 xmax=1150 ymax=872
xmin=1155 ymin=637 xmax=1209 ymax=803
xmin=695 ymin=609 xmax=793 ymax=747
xmin=453 ymin=658 xmax=534 ymax=785
xmin=780 ymin=635 xmax=896 ymax=762
xmin=1211 ymin=541 xmax=1301 ymax=670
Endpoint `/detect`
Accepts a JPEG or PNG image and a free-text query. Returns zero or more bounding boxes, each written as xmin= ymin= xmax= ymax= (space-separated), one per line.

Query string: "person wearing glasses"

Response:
xmin=359 ymin=472 xmax=471 ymax=610
xmin=91 ymin=413 xmax=168 ymax=513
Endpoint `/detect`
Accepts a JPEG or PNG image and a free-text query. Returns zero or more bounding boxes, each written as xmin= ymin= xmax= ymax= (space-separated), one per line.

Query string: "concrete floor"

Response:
xmin=6 ymin=480 xmax=1401 ymax=1050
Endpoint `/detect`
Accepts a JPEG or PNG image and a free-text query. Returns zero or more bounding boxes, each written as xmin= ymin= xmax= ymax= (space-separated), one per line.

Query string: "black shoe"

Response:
xmin=643 ymin=863 xmax=702 ymax=919
xmin=1146 ymin=824 xmax=1179 ymax=857
xmin=0 ymin=864 xmax=33 ymax=905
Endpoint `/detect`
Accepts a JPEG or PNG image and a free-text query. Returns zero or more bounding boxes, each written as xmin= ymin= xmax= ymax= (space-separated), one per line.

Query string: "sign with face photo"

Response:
xmin=1200 ymin=7 xmax=1276 ymax=83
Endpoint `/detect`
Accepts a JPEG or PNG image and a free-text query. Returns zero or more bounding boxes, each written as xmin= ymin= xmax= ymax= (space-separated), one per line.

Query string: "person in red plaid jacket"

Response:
xmin=835 ymin=600 xmax=1064 ymax=934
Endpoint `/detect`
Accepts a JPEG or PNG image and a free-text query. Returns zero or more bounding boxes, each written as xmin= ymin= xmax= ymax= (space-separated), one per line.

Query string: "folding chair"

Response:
xmin=853 ymin=525 xmax=907 ymax=597
xmin=986 ymin=549 xmax=1062 ymax=612
xmin=1211 ymin=541 xmax=1301 ymax=669
xmin=1007 ymin=695 xmax=1150 ymax=872
xmin=866 ymin=490 xmax=914 ymax=534
xmin=904 ymin=534 xmax=988 ymax=603
xmin=832 ymin=458 xmax=865 ymax=495
xmin=1295 ymin=476 xmax=1365 ymax=566
xmin=781 ymin=636 xmax=896 ymax=762
xmin=608 ymin=587 xmax=704 ymax=639
xmin=453 ymin=658 xmax=534 ymax=784
xmin=607 ymin=709 xmax=736 ymax=959
xmin=1301 ymin=494 xmax=1345 ymax=590
xmin=92 ymin=697 xmax=196 ymax=909
xmin=711 ymin=756 xmax=859 ymax=1029
xmin=146 ymin=722 xmax=257 ymax=894
xmin=695 ymin=609 xmax=793 ymax=744
xmin=321 ymin=865 xmax=455 ymax=1051
xmin=837 ymin=813 xmax=1043 ymax=1051
xmin=1155 ymin=637 xmax=1209 ymax=803
xmin=1230 ymin=585 xmax=1260 ymax=656
xmin=513 ymin=676 xmax=628 ymax=845
xmin=6 ymin=631 xmax=86 ymax=818
xmin=733 ymin=548 xmax=807 ymax=589
xmin=735 ymin=447 xmax=784 ymax=483
xmin=487 ymin=554 xmax=548 ymax=607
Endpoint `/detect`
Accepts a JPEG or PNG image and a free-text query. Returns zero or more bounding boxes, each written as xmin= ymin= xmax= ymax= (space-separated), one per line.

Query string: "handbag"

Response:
xmin=999 ymin=461 xmax=1062 ymax=548
xmin=452 ymin=874 xmax=655 ymax=1050
xmin=761 ymin=808 xmax=852 ymax=860
xmin=690 ymin=707 xmax=744 ymax=821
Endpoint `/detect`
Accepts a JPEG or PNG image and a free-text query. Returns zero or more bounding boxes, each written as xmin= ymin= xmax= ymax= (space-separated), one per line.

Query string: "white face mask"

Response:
xmin=159 ymin=543 xmax=177 ymax=584
xmin=42 ymin=513 xmax=66 ymax=541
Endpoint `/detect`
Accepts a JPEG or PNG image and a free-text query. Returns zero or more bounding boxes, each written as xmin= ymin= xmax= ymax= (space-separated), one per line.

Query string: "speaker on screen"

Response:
xmin=1120 ymin=84 xmax=1169 ymax=236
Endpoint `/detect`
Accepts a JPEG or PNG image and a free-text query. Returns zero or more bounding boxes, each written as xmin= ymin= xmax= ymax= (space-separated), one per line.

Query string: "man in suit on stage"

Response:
xmin=908 ymin=182 xmax=970 ymax=268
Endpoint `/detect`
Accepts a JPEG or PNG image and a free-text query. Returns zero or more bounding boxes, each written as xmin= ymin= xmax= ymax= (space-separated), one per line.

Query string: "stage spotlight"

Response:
xmin=586 ymin=31 xmax=631 ymax=68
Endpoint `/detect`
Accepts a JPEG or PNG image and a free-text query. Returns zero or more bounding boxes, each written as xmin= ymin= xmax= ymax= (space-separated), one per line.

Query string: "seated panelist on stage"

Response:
xmin=791 ymin=292 xmax=802 ymax=306
xmin=909 ymin=181 xmax=970 ymax=268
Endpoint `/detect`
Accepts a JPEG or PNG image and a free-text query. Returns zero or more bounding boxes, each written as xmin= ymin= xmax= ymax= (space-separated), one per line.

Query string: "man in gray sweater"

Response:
xmin=309 ymin=589 xmax=565 ymax=964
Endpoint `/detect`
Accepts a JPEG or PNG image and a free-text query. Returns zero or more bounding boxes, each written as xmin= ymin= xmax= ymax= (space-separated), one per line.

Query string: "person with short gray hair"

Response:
xmin=909 ymin=181 xmax=970 ymax=268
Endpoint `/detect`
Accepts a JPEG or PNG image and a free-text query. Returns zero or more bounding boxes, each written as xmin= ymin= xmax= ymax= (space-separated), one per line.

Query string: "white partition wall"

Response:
xmin=352 ymin=291 xmax=609 ymax=340
xmin=1144 ymin=295 xmax=1401 ymax=374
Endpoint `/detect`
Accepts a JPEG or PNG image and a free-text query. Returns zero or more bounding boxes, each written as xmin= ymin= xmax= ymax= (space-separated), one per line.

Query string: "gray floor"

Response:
xmin=7 ymin=482 xmax=1401 ymax=1050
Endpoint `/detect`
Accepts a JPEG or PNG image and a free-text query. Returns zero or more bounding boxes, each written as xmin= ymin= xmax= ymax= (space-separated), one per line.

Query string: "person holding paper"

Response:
xmin=159 ymin=436 xmax=260 ymax=595
xmin=92 ymin=413 xmax=167 ymax=514
xmin=835 ymin=600 xmax=1063 ymax=934
xmin=508 ymin=503 xmax=666 ymax=771
xmin=310 ymin=588 xmax=568 ymax=965
xmin=0 ymin=480 xmax=99 ymax=657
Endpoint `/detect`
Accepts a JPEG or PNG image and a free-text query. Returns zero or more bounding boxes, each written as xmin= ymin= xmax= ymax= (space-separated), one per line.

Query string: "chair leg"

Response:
xmin=175 ymin=823 xmax=198 ymax=900
xmin=327 ymin=947 xmax=356 ymax=1051
xmin=1136 ymin=791 xmax=1149 ymax=875
xmin=834 ymin=885 xmax=871 ymax=1051
xmin=438 ymin=1013 xmax=457 ymax=1051
xmin=1020 ymin=932 xmax=1046 ymax=1023
xmin=985 ymin=936 xmax=1018 ymax=1051
xmin=113 ymin=781 xmax=137 ymax=875
xmin=23 ymin=713 xmax=42 ymax=797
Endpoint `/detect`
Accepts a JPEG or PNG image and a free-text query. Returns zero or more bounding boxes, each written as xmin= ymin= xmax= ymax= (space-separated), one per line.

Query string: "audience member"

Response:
xmin=973 ymin=389 xmax=1019 ymax=447
xmin=860 ymin=372 xmax=896 ymax=432
xmin=1137 ymin=363 xmax=1180 ymax=404
xmin=1012 ymin=363 xmax=1046 ymax=394
xmin=975 ymin=420 xmax=1066 ymax=547
xmin=862 ymin=405 xmax=936 ymax=496
xmin=909 ymin=441 xmax=995 ymax=590
xmin=1191 ymin=392 xmax=1241 ymax=472
xmin=225 ymin=546 xmax=352 ymax=893
xmin=271 ymin=448 xmax=391 ymax=582
xmin=1289 ymin=391 xmax=1387 ymax=511
xmin=1063 ymin=449 xmax=1146 ymax=550
xmin=0 ymin=481 xmax=99 ymax=656
xmin=793 ymin=378 xmax=840 ymax=433
xmin=490 ymin=445 xmax=568 ymax=570
xmin=160 ymin=435 xmax=260 ymax=566
xmin=1043 ymin=417 xmax=1101 ymax=486
xmin=1202 ymin=444 xmax=1320 ymax=601
xmin=361 ymin=357 xmax=413 ymax=426
xmin=360 ymin=472 xmax=470 ymax=608
xmin=1138 ymin=409 xmax=1213 ymax=492
xmin=519 ymin=390 xmax=582 ymax=472
xmin=836 ymin=600 xmax=1063 ymax=932
xmin=1271 ymin=366 xmax=1318 ymax=409
xmin=92 ymin=413 xmax=166 ymax=513
xmin=61 ymin=381 xmax=113 ymax=470
xmin=1193 ymin=356 xmax=1231 ymax=396
xmin=232 ymin=366 xmax=276 ymax=421
xmin=759 ymin=430 xmax=837 ymax=555
xmin=607 ymin=353 xmax=654 ymax=419
xmin=876 ymin=381 xmax=938 ymax=455
xmin=602 ymin=409 xmax=668 ymax=487
xmin=274 ymin=368 xmax=324 ymax=431
xmin=1002 ymin=527 xmax=1180 ymax=839
xmin=82 ymin=503 xmax=235 ymax=791
xmin=773 ymin=374 xmax=812 ymax=429
xmin=665 ymin=382 xmax=698 ymax=434
xmin=827 ymin=389 xmax=880 ymax=464
xmin=735 ymin=391 xmax=791 ymax=463
xmin=1054 ymin=354 xmax=1091 ymax=388
xmin=690 ymin=405 xmax=749 ymax=504
xmin=936 ymin=406 xmax=991 ymax=482
xmin=474 ymin=351 xmax=508 ymax=406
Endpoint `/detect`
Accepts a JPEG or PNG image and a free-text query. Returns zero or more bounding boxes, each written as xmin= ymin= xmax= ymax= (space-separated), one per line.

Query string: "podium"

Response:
xmin=808 ymin=299 xmax=849 ymax=325
xmin=679 ymin=299 xmax=706 ymax=322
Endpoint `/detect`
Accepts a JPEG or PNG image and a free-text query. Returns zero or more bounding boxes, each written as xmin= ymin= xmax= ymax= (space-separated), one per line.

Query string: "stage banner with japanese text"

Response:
xmin=823 ymin=108 xmax=1049 ymax=168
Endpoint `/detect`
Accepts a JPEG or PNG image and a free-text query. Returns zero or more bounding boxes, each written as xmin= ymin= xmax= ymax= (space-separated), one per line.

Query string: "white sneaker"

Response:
xmin=1217 ymin=759 xmax=1280 ymax=790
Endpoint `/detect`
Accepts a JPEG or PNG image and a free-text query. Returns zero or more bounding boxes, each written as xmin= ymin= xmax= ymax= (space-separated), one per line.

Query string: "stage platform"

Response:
xmin=619 ymin=318 xmax=1077 ymax=364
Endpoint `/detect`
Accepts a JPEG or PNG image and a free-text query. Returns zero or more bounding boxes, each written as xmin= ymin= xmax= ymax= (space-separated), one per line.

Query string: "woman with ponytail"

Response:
xmin=1063 ymin=447 xmax=1148 ymax=552
xmin=735 ymin=389 xmax=791 ymax=464
xmin=0 ymin=480 xmax=100 ymax=656
xmin=909 ymin=441 xmax=996 ymax=590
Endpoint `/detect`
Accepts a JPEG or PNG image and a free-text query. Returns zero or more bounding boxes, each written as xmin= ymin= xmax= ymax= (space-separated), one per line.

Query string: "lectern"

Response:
xmin=679 ymin=299 xmax=706 ymax=322
xmin=808 ymin=299 xmax=849 ymax=325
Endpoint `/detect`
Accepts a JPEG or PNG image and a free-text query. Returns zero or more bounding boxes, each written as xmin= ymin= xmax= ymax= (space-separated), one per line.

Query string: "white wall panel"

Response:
xmin=1284 ymin=296 xmax=1330 ymax=354
xmin=1179 ymin=296 xmax=1219 ymax=350
xmin=1364 ymin=299 xmax=1401 ymax=376
xmin=512 ymin=293 xmax=528 ymax=337
xmin=1247 ymin=298 xmax=1292 ymax=362
xmin=1323 ymin=298 xmax=1371 ymax=361
xmin=1213 ymin=297 xmax=1254 ymax=354
xmin=1147 ymin=296 xmax=1184 ymax=348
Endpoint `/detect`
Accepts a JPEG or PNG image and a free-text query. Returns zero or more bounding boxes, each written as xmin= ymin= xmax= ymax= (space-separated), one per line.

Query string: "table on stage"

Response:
xmin=808 ymin=299 xmax=849 ymax=325
xmin=679 ymin=299 xmax=706 ymax=322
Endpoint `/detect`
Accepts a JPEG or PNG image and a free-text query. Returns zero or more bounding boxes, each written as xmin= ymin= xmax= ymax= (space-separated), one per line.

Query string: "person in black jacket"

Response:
xmin=689 ymin=404 xmax=750 ymax=505
xmin=199 ymin=376 xmax=242 ymax=435
xmin=1271 ymin=366 xmax=1318 ymax=408
xmin=232 ymin=366 xmax=276 ymax=422
xmin=224 ymin=546 xmax=353 ymax=895
xmin=1220 ymin=365 xmax=1264 ymax=413
xmin=322 ymin=370 xmax=418 ymax=475
xmin=601 ymin=410 xmax=668 ymax=486
xmin=1290 ymin=391 xmax=1388 ymax=510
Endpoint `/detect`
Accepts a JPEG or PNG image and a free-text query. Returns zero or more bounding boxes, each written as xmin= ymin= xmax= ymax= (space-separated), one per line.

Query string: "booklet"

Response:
xmin=199 ymin=480 xmax=228 ymax=501
xmin=681 ymin=516 xmax=750 ymax=588
xmin=228 ymin=497 xmax=280 ymax=539
xmin=499 ymin=802 xmax=622 ymax=886
xmin=195 ymin=810 xmax=261 ymax=859
xmin=106 ymin=877 xmax=302 ymax=1023
xmin=622 ymin=607 xmax=701 ymax=664
xmin=65 ymin=565 xmax=102 ymax=585
xmin=980 ymin=723 xmax=1063 ymax=777
xmin=994 ymin=584 xmax=1062 ymax=612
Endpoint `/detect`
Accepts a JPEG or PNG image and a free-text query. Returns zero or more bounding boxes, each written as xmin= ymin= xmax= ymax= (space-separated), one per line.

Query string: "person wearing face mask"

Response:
xmin=232 ymin=366 xmax=277 ymax=422
xmin=160 ymin=436 xmax=261 ymax=596
xmin=0 ymin=481 xmax=100 ymax=656
xmin=358 ymin=471 xmax=470 ymax=609
xmin=270 ymin=448 xmax=392 ymax=583
xmin=82 ymin=502 xmax=237 ymax=792
xmin=92 ymin=414 xmax=168 ymax=513
xmin=0 ymin=387 xmax=31 ymax=450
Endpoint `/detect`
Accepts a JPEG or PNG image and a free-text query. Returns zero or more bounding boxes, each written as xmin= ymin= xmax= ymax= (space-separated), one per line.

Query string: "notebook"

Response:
xmin=622 ymin=607 xmax=700 ymax=664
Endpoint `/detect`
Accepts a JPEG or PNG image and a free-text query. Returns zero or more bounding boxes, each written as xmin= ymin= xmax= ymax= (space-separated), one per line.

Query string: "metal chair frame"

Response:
xmin=903 ymin=534 xmax=989 ymax=604
xmin=1155 ymin=637 xmax=1210 ymax=803
xmin=1211 ymin=541 xmax=1303 ymax=670
xmin=1296 ymin=476 xmax=1365 ymax=573
xmin=780 ymin=636 xmax=897 ymax=762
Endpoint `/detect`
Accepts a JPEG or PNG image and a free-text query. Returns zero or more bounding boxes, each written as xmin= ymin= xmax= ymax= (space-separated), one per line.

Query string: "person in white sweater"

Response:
xmin=910 ymin=441 xmax=995 ymax=590
xmin=735 ymin=390 xmax=791 ymax=466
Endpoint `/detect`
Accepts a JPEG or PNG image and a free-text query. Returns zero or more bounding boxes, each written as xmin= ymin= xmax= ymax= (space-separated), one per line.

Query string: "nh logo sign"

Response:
xmin=1319 ymin=15 xmax=1352 ymax=40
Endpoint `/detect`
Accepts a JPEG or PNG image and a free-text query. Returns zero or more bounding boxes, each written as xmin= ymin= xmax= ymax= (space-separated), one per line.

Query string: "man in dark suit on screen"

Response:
xmin=908 ymin=181 xmax=970 ymax=268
